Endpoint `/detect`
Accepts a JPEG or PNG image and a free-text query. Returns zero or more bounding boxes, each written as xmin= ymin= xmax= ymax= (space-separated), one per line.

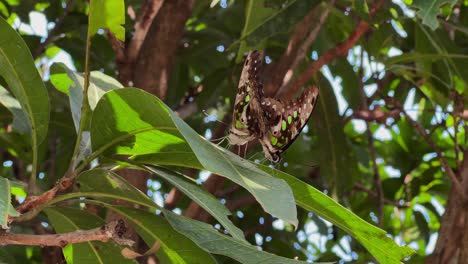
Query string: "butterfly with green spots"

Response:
xmin=228 ymin=50 xmax=319 ymax=163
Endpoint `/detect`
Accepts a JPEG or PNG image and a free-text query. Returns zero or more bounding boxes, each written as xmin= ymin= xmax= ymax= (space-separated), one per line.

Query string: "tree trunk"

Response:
xmin=426 ymin=151 xmax=468 ymax=264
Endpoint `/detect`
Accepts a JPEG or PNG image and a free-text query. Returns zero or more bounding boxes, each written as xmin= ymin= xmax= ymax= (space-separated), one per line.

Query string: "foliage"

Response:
xmin=0 ymin=0 xmax=467 ymax=263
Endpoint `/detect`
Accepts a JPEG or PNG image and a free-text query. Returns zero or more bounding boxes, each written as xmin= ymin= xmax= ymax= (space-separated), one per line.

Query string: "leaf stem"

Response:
xmin=67 ymin=1 xmax=93 ymax=177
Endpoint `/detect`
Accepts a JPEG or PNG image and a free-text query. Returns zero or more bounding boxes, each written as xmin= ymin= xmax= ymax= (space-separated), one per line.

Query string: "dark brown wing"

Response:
xmin=259 ymin=87 xmax=319 ymax=161
xmin=229 ymin=51 xmax=265 ymax=144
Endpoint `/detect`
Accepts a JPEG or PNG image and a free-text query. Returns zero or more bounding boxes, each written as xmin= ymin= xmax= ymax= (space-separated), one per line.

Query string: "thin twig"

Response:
xmin=0 ymin=220 xmax=133 ymax=247
xmin=397 ymin=106 xmax=464 ymax=198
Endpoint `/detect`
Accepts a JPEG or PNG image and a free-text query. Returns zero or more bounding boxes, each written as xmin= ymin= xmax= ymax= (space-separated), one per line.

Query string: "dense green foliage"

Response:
xmin=0 ymin=0 xmax=467 ymax=263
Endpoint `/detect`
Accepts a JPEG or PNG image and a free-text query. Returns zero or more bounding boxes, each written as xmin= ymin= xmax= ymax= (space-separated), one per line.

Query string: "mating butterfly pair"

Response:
xmin=228 ymin=50 xmax=319 ymax=163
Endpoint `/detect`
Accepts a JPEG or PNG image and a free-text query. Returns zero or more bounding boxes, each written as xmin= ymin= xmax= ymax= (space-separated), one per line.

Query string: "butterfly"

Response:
xmin=228 ymin=50 xmax=319 ymax=163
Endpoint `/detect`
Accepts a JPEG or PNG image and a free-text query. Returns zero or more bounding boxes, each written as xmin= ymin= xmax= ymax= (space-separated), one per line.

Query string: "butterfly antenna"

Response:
xmin=210 ymin=135 xmax=227 ymax=144
xmin=202 ymin=110 xmax=229 ymax=126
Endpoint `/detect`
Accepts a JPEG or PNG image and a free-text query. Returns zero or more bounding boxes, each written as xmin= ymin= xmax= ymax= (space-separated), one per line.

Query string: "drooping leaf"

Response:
xmin=145 ymin=166 xmax=246 ymax=242
xmin=98 ymin=204 xmax=216 ymax=264
xmin=163 ymin=209 xmax=314 ymax=264
xmin=0 ymin=16 xmax=50 ymax=167
xmin=91 ymin=88 xmax=299 ymax=228
xmin=77 ymin=169 xmax=156 ymax=208
xmin=45 ymin=207 xmax=136 ymax=264
xmin=312 ymin=76 xmax=359 ymax=196
xmin=258 ymin=165 xmax=415 ymax=264
xmin=88 ymin=0 xmax=125 ymax=40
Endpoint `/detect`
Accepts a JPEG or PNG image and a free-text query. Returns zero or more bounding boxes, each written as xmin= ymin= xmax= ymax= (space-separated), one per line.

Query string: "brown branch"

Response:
xmin=115 ymin=0 xmax=164 ymax=86
xmin=395 ymin=103 xmax=464 ymax=198
xmin=281 ymin=0 xmax=385 ymax=100
xmin=11 ymin=178 xmax=74 ymax=224
xmin=128 ymin=0 xmax=164 ymax=63
xmin=33 ymin=0 xmax=74 ymax=58
xmin=427 ymin=150 xmax=468 ymax=263
xmin=272 ymin=2 xmax=333 ymax=97
xmin=264 ymin=3 xmax=326 ymax=95
xmin=133 ymin=0 xmax=195 ymax=99
xmin=0 ymin=220 xmax=133 ymax=247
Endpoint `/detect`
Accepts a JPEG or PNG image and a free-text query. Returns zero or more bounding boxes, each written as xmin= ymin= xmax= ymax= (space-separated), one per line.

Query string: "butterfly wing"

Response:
xmin=259 ymin=87 xmax=319 ymax=162
xmin=228 ymin=51 xmax=264 ymax=145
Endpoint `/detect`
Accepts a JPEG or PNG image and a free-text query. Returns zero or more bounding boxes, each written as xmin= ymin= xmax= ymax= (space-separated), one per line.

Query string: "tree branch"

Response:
xmin=0 ymin=220 xmax=133 ymax=247
xmin=264 ymin=3 xmax=326 ymax=95
xmin=114 ymin=0 xmax=164 ymax=86
xmin=271 ymin=1 xmax=333 ymax=97
xmin=281 ymin=0 xmax=385 ymax=100
xmin=11 ymin=178 xmax=74 ymax=224
xmin=133 ymin=0 xmax=195 ymax=99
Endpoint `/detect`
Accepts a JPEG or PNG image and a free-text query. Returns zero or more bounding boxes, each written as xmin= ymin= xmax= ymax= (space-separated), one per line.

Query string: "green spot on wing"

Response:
xmin=282 ymin=120 xmax=287 ymax=131
xmin=287 ymin=116 xmax=292 ymax=124
xmin=245 ymin=95 xmax=250 ymax=102
xmin=236 ymin=120 xmax=244 ymax=129
xmin=293 ymin=111 xmax=298 ymax=118
xmin=270 ymin=135 xmax=278 ymax=145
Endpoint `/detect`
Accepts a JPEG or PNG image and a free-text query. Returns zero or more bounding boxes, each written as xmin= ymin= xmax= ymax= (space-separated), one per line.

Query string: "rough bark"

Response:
xmin=134 ymin=0 xmax=196 ymax=98
xmin=426 ymin=151 xmax=468 ymax=264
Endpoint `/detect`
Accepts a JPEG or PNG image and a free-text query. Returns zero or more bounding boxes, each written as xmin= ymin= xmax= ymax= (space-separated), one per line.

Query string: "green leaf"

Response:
xmin=50 ymin=63 xmax=123 ymax=131
xmin=0 ymin=16 xmax=50 ymax=169
xmin=259 ymin=165 xmax=415 ymax=264
xmin=89 ymin=0 xmax=125 ymax=40
xmin=329 ymin=58 xmax=360 ymax=110
xmin=91 ymin=88 xmax=299 ymax=228
xmin=0 ymin=177 xmax=19 ymax=229
xmin=312 ymin=76 xmax=359 ymax=196
xmin=77 ymin=169 xmax=156 ymax=208
xmin=44 ymin=207 xmax=136 ymax=264
xmin=163 ymin=209 xmax=314 ymax=264
xmin=145 ymin=166 xmax=246 ymax=242
xmin=99 ymin=204 xmax=216 ymax=264
xmin=236 ymin=0 xmax=319 ymax=61
xmin=412 ymin=0 xmax=456 ymax=30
